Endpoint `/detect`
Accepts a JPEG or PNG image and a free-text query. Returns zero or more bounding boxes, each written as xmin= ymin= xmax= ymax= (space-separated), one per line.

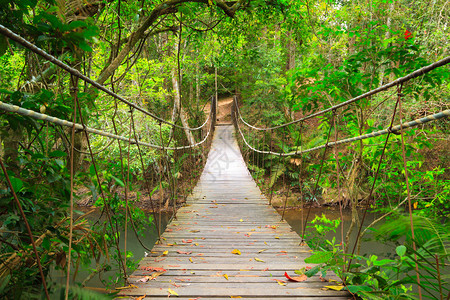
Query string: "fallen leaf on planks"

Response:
xmin=136 ymin=271 xmax=166 ymax=282
xmin=177 ymin=250 xmax=192 ymax=255
xmin=284 ymin=272 xmax=307 ymax=282
xmin=168 ymin=288 xmax=179 ymax=296
xmin=182 ymin=239 xmax=193 ymax=243
xmin=189 ymin=257 xmax=194 ymax=263
xmin=322 ymin=285 xmax=344 ymax=291
xmin=258 ymin=249 xmax=267 ymax=253
xmin=141 ymin=266 xmax=167 ymax=272
xmin=223 ymin=274 xmax=229 ymax=280
xmin=254 ymin=257 xmax=265 ymax=262
xmin=272 ymin=279 xmax=286 ymax=286
xmin=135 ymin=295 xmax=146 ymax=300
xmin=115 ymin=284 xmax=138 ymax=290
xmin=231 ymin=249 xmax=241 ymax=255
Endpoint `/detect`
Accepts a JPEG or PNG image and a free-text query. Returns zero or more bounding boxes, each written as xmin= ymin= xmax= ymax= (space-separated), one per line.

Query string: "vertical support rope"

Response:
xmin=65 ymin=75 xmax=78 ymax=300
xmin=347 ymin=84 xmax=403 ymax=271
xmin=281 ymin=129 xmax=289 ymax=221
xmin=301 ymin=111 xmax=335 ymax=241
xmin=130 ymin=109 xmax=162 ymax=241
xmin=333 ymin=110 xmax=345 ymax=255
xmin=0 ymin=159 xmax=50 ymax=300
xmin=398 ymin=93 xmax=422 ymax=299
xmin=74 ymin=91 xmax=128 ymax=282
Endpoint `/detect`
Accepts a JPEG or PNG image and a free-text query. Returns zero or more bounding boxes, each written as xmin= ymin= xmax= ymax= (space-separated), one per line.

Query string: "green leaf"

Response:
xmin=49 ymin=150 xmax=67 ymax=158
xmin=111 ymin=176 xmax=125 ymax=187
xmin=346 ymin=285 xmax=372 ymax=293
xmin=373 ymin=259 xmax=396 ymax=266
xmin=0 ymin=275 xmax=11 ymax=294
xmin=396 ymin=245 xmax=406 ymax=257
xmin=9 ymin=177 xmax=24 ymax=192
xmin=305 ymin=251 xmax=333 ymax=264
xmin=305 ymin=265 xmax=320 ymax=277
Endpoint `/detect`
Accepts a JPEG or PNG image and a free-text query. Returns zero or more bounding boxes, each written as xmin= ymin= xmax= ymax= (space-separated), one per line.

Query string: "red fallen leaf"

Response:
xmin=182 ymin=239 xmax=193 ymax=243
xmin=276 ymin=253 xmax=287 ymax=256
xmin=306 ymin=266 xmax=312 ymax=270
xmin=177 ymin=250 xmax=192 ymax=255
xmin=166 ymin=229 xmax=173 ymax=232
xmin=141 ymin=266 xmax=167 ymax=272
xmin=280 ymin=251 xmax=287 ymax=253
xmin=262 ymin=268 xmax=269 ymax=271
xmin=154 ymin=258 xmax=166 ymax=262
xmin=285 ymin=272 xmax=308 ymax=282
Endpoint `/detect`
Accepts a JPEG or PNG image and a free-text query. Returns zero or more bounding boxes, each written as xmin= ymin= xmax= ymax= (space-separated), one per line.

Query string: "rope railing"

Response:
xmin=0 ymin=98 xmax=215 ymax=151
xmin=235 ymin=55 xmax=450 ymax=131
xmin=0 ymin=24 xmax=209 ymax=132
xmin=234 ymin=103 xmax=450 ymax=157
xmin=233 ymin=58 xmax=450 ymax=298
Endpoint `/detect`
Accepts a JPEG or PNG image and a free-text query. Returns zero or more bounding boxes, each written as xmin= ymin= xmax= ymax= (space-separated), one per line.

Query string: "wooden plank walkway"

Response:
xmin=119 ymin=125 xmax=349 ymax=299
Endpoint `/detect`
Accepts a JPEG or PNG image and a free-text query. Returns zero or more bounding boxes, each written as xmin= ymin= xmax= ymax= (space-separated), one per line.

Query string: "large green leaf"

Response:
xmin=305 ymin=251 xmax=333 ymax=264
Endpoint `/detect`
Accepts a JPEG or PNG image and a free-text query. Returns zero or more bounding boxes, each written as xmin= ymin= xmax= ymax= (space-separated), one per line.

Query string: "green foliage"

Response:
xmin=305 ymin=213 xmax=449 ymax=300
xmin=305 ymin=214 xmax=341 ymax=251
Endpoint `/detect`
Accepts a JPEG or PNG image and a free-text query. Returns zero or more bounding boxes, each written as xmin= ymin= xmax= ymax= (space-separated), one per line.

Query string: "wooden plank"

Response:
xmin=118 ymin=125 xmax=348 ymax=299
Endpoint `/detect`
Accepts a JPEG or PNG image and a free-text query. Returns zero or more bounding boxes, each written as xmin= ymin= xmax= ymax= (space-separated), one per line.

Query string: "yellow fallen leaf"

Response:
xmin=231 ymin=249 xmax=241 ymax=255
xmin=275 ymin=236 xmax=280 ymax=239
xmin=162 ymin=250 xmax=168 ymax=256
xmin=324 ymin=285 xmax=344 ymax=291
xmin=276 ymin=280 xmax=286 ymax=286
xmin=239 ymin=219 xmax=243 ymax=222
xmin=194 ymin=243 xmax=199 ymax=246
xmin=254 ymin=257 xmax=265 ymax=262
xmin=189 ymin=257 xmax=193 ymax=263
xmin=168 ymin=288 xmax=179 ymax=296
xmin=115 ymin=284 xmax=138 ymax=290
xmin=258 ymin=249 xmax=267 ymax=253
xmin=223 ymin=274 xmax=229 ymax=280
xmin=264 ymin=242 xmax=267 ymax=245
xmin=136 ymin=295 xmax=146 ymax=300
xmin=230 ymin=296 xmax=242 ymax=298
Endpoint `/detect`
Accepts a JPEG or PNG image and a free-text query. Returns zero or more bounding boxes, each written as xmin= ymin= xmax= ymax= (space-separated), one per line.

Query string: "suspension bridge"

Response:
xmin=0 ymin=24 xmax=449 ymax=299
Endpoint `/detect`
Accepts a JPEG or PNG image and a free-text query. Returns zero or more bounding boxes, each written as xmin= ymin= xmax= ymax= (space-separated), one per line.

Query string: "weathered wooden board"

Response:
xmin=118 ymin=125 xmax=349 ymax=299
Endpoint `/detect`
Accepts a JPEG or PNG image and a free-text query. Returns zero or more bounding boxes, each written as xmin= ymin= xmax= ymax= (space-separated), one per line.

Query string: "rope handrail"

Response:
xmin=235 ymin=108 xmax=450 ymax=157
xmin=0 ymin=99 xmax=215 ymax=151
xmin=236 ymin=56 xmax=450 ymax=131
xmin=0 ymin=24 xmax=209 ymax=132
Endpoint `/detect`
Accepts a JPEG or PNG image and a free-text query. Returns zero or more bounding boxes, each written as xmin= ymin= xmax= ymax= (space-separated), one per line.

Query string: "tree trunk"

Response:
xmin=171 ymin=66 xmax=196 ymax=146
